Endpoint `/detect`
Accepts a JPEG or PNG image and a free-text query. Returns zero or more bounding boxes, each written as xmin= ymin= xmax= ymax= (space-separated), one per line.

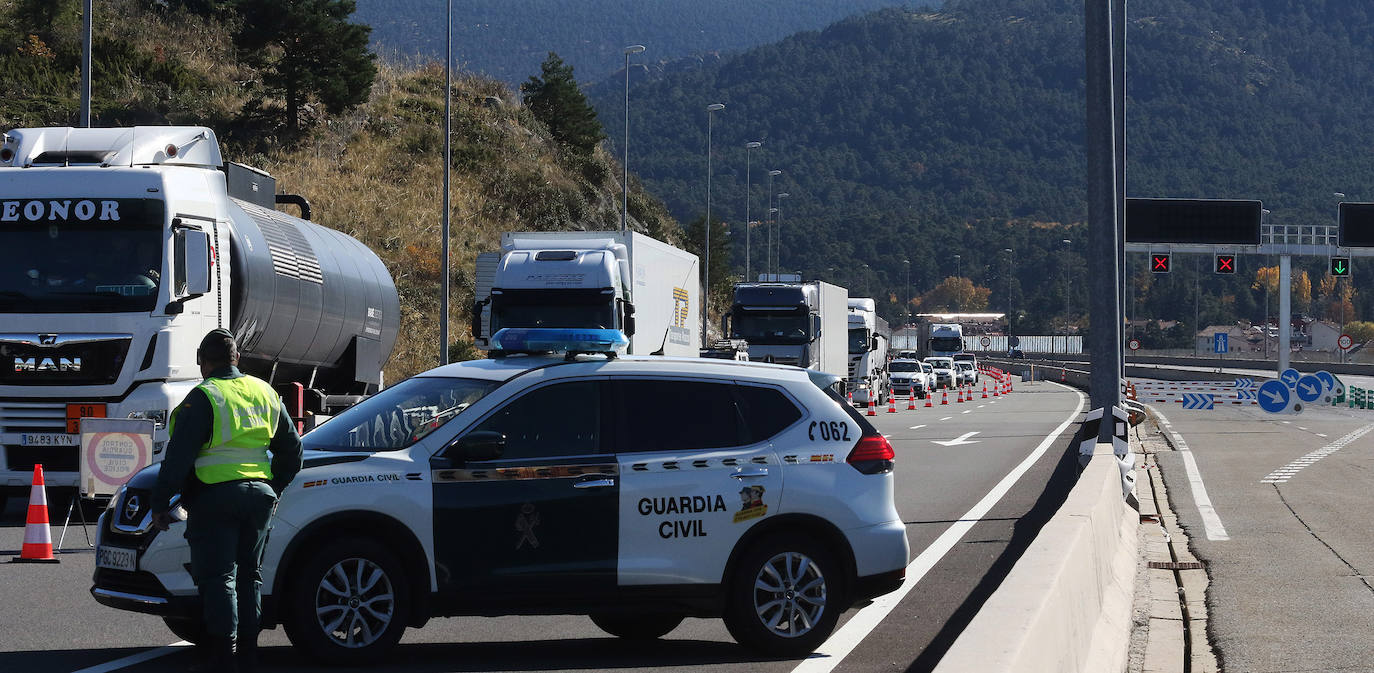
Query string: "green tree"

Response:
xmin=234 ymin=0 xmax=376 ymax=132
xmin=521 ymin=52 xmax=606 ymax=155
xmin=683 ymin=214 xmax=733 ymax=325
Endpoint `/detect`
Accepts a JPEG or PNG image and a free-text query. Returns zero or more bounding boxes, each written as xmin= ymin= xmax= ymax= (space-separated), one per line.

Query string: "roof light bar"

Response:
xmin=490 ymin=327 xmax=629 ymax=355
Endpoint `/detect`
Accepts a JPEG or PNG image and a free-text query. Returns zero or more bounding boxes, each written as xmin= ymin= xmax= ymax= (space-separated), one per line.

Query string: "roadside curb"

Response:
xmin=1128 ymin=417 xmax=1220 ymax=673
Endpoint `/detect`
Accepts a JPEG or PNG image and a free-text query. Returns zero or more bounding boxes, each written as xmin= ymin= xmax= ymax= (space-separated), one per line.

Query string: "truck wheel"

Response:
xmin=589 ymin=612 xmax=685 ymax=640
xmin=163 ymin=617 xmax=207 ymax=644
xmin=723 ymin=534 xmax=842 ymax=656
xmin=283 ymin=537 xmax=410 ymax=664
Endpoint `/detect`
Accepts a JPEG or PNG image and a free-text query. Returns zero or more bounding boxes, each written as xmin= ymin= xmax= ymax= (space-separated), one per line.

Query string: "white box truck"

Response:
xmin=847 ymin=298 xmax=890 ymax=405
xmin=0 ymin=126 xmax=400 ymax=507
xmin=472 ymin=231 xmax=699 ymax=356
xmin=723 ymin=281 xmax=848 ymax=386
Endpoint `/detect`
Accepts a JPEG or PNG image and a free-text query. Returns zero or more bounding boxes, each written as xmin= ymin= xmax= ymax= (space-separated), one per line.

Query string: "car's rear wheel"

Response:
xmin=283 ymin=536 xmax=409 ymax=664
xmin=723 ymin=534 xmax=842 ymax=656
xmin=590 ymin=612 xmax=685 ymax=640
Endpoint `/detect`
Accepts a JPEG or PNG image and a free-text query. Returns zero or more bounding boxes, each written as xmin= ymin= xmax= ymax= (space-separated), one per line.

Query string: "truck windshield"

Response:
xmin=303 ymin=376 xmax=502 ymax=452
xmin=929 ymin=337 xmax=963 ymax=354
xmin=491 ymin=289 xmax=615 ymax=330
xmin=848 ymin=328 xmax=871 ymax=354
xmin=0 ymin=198 xmax=164 ymax=313
xmin=732 ymin=309 xmax=810 ymax=345
xmin=890 ymin=361 xmax=921 ymax=372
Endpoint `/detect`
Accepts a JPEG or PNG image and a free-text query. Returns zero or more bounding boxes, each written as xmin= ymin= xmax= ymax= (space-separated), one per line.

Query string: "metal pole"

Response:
xmin=81 ymin=0 xmax=92 ymax=127
xmin=622 ymin=45 xmax=644 ymax=235
xmin=745 ymin=141 xmax=760 ymax=281
xmin=1086 ymin=0 xmax=1123 ymax=441
xmin=776 ymin=193 xmax=789 ymax=276
xmin=439 ymin=0 xmax=452 ymax=365
xmin=1113 ymin=0 xmax=1126 ymax=378
xmin=704 ymin=103 xmax=724 ymax=346
xmin=1279 ymin=254 xmax=1291 ymax=374
xmin=1194 ymin=254 xmax=1200 ymax=355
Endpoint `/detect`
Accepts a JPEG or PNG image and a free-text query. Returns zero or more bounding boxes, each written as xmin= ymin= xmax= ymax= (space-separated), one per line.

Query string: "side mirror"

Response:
xmin=811 ymin=314 xmax=822 ymax=336
xmin=721 ymin=312 xmax=732 ymax=337
xmin=451 ymin=430 xmax=505 ymax=462
xmin=871 ymin=336 xmax=879 ymax=351
xmin=623 ymin=301 xmax=636 ymax=337
xmin=470 ymin=300 xmax=486 ymax=341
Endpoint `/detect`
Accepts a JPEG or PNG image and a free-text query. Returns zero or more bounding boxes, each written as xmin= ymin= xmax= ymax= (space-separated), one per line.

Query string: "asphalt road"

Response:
xmin=0 ymin=379 xmax=1085 ymax=673
xmin=1148 ymin=377 xmax=1374 ymax=673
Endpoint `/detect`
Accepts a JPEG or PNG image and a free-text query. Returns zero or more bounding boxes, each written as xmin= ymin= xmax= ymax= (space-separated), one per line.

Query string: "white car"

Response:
xmin=92 ymin=329 xmax=910 ymax=661
xmin=952 ymin=353 xmax=978 ymax=383
xmin=955 ymin=361 xmax=977 ymax=387
xmin=924 ymin=356 xmax=957 ymax=389
xmin=889 ymin=359 xmax=929 ymax=398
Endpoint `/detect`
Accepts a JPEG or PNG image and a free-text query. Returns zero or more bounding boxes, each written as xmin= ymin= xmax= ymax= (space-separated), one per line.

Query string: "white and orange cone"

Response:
xmin=13 ymin=465 xmax=59 ymax=563
xmin=907 ymin=392 xmax=917 ymax=410
xmin=866 ymin=394 xmax=877 ymax=416
xmin=887 ymin=390 xmax=898 ymax=413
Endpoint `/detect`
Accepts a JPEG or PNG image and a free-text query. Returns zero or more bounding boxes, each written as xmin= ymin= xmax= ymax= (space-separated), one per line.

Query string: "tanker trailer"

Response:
xmin=0 ymin=126 xmax=399 ymax=507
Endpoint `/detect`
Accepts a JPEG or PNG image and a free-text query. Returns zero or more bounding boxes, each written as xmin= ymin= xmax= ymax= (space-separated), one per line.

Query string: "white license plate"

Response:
xmin=19 ymin=433 xmax=78 ymax=446
xmin=95 ymin=545 xmax=137 ymax=572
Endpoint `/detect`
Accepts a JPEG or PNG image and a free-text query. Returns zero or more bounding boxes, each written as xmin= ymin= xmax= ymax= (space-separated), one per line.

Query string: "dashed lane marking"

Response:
xmin=939 ymin=416 xmax=953 ymax=421
xmin=909 ymin=425 xmax=926 ymax=430
xmin=1260 ymin=424 xmax=1374 ymax=484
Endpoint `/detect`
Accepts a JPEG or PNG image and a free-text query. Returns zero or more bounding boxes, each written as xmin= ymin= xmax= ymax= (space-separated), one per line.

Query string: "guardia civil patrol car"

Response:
xmin=91 ymin=329 xmax=909 ymax=661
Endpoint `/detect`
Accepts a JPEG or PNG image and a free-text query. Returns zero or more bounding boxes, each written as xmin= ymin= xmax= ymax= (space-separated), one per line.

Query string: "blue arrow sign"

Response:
xmin=1315 ymin=371 xmax=1336 ymax=393
xmin=1295 ymin=375 xmax=1324 ymax=403
xmin=1237 ymin=389 xmax=1258 ymax=401
xmin=1258 ymin=379 xmax=1292 ymax=413
xmin=1182 ymin=393 xmax=1214 ymax=410
xmin=1280 ymin=368 xmax=1301 ymax=388
xmin=1234 ymin=377 xmax=1255 ymax=389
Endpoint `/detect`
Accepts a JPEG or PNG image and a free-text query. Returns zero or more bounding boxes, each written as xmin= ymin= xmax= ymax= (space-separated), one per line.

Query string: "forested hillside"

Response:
xmin=590 ymin=0 xmax=1374 ymax=335
xmin=354 ymin=0 xmax=919 ymax=85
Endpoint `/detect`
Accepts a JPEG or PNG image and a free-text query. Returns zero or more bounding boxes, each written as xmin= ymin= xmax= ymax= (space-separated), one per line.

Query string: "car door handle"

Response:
xmin=731 ymin=468 xmax=769 ymax=479
xmin=573 ymin=478 xmax=616 ymax=489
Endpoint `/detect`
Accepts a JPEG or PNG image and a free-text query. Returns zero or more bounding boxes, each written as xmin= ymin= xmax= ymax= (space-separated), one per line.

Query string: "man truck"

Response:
xmin=723 ymin=280 xmax=848 ymax=387
xmin=471 ymin=231 xmax=700 ymax=356
xmin=847 ymin=298 xmax=890 ymax=406
xmin=0 ymin=126 xmax=400 ymax=508
xmin=929 ymin=323 xmax=965 ymax=357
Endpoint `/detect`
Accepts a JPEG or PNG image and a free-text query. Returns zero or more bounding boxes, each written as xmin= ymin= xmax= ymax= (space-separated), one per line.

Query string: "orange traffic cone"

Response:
xmin=907 ymin=392 xmax=917 ymax=410
xmin=941 ymin=390 xmax=949 ymax=405
xmin=924 ymin=393 xmax=934 ymax=408
xmin=866 ymin=394 xmax=877 ymax=416
xmin=992 ymin=380 xmax=1000 ymax=397
xmin=981 ymin=382 xmax=989 ymax=399
xmin=13 ymin=465 xmax=59 ymax=563
xmin=887 ymin=390 xmax=898 ymax=413
xmin=848 ymin=389 xmax=853 ymax=404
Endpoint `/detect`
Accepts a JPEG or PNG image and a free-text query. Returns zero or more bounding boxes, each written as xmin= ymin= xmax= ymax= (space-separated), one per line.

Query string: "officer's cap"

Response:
xmin=197 ymin=328 xmax=237 ymax=363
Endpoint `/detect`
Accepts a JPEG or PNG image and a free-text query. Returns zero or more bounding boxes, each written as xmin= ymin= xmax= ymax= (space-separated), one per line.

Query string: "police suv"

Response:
xmin=91 ymin=329 xmax=909 ymax=661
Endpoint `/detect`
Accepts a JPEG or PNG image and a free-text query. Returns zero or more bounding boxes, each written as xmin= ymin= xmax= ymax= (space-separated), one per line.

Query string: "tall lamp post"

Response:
xmin=766 ymin=170 xmax=782 ymax=280
xmin=621 ymin=44 xmax=645 ymax=235
xmin=775 ymin=192 xmax=790 ymax=276
xmin=903 ymin=259 xmax=911 ymax=325
xmin=1062 ymin=239 xmax=1072 ymax=353
xmin=1334 ymin=192 xmax=1348 ymax=362
xmin=704 ymin=103 xmax=725 ymax=346
xmin=744 ymin=141 xmax=761 ymax=280
xmin=953 ymin=253 xmax=962 ymax=311
xmin=1003 ymin=248 xmax=1014 ymax=334
xmin=439 ymin=0 xmax=453 ymax=364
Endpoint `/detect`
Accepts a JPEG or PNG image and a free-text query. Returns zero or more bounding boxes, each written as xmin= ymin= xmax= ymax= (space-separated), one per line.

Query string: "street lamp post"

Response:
xmin=775 ymin=193 xmax=790 ymax=276
xmin=1003 ymin=248 xmax=1014 ymax=334
xmin=744 ymin=141 xmax=761 ymax=281
xmin=621 ymin=45 xmax=645 ymax=235
xmin=1062 ymin=239 xmax=1072 ymax=353
xmin=903 ymin=259 xmax=911 ymax=325
xmin=704 ymin=103 xmax=725 ymax=346
xmin=1334 ymin=193 xmax=1348 ymax=363
xmin=766 ymin=170 xmax=782 ymax=280
xmin=953 ymin=253 xmax=961 ymax=311
xmin=439 ymin=0 xmax=453 ymax=364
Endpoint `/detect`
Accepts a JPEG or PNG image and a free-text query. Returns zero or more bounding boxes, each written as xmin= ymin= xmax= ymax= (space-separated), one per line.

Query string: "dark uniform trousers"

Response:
xmin=186 ymin=479 xmax=279 ymax=642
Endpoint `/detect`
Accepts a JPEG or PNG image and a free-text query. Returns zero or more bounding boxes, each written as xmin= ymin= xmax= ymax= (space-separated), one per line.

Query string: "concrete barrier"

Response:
xmin=933 ymin=443 xmax=1137 ymax=673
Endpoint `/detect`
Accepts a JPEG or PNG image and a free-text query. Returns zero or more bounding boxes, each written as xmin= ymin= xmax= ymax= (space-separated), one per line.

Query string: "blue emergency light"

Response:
xmin=490 ymin=328 xmax=629 ymax=355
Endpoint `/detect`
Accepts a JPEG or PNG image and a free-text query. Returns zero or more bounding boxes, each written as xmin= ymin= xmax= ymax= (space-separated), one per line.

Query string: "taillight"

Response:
xmin=846 ymin=434 xmax=894 ymax=474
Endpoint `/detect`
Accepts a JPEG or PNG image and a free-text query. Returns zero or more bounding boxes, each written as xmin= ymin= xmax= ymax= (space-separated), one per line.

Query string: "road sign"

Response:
xmin=1126 ymin=198 xmax=1263 ymax=245
xmin=79 ymin=418 xmax=154 ymax=497
xmin=1295 ymin=375 xmax=1324 ymax=403
xmin=1215 ymin=254 xmax=1236 ymax=274
xmin=1182 ymin=393 xmax=1214 ymax=410
xmin=1280 ymin=368 xmax=1301 ymax=388
xmin=1234 ymin=377 xmax=1255 ymax=389
xmin=1127 ymin=338 xmax=1141 ymax=351
xmin=1339 ymin=334 xmax=1354 ymax=351
xmin=1331 ymin=256 xmax=1351 ymax=277
xmin=1338 ymin=202 xmax=1374 ymax=247
xmin=1151 ymin=253 xmax=1171 ymax=273
xmin=979 ymin=335 xmax=991 ymax=348
xmin=1258 ymin=379 xmax=1293 ymax=414
xmin=1213 ymin=332 xmax=1228 ymax=354
xmin=1314 ymin=370 xmax=1339 ymax=405
xmin=1237 ymin=389 xmax=1258 ymax=401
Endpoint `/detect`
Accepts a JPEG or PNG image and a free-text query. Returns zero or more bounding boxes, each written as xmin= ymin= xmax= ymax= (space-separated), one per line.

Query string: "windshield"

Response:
xmin=492 ymin=289 xmax=615 ymax=330
xmin=926 ymin=358 xmax=953 ymax=369
xmin=929 ymin=337 xmax=963 ymax=353
xmin=890 ymin=361 xmax=920 ymax=372
xmin=303 ymin=376 xmax=502 ymax=452
xmin=731 ymin=309 xmax=810 ymax=344
xmin=848 ymin=328 xmax=872 ymax=354
xmin=0 ymin=198 xmax=164 ymax=313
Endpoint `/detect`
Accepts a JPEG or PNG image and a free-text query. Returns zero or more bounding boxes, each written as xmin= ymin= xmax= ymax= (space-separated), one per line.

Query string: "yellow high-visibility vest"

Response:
xmin=171 ymin=375 xmax=280 ymax=484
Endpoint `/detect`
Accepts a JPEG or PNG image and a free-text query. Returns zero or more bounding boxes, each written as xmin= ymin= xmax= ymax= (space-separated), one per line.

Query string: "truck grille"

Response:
xmin=848 ymin=355 xmax=862 ymax=379
xmin=1 ymin=401 xmax=77 ymax=472
xmin=0 ymin=338 xmax=130 ymax=385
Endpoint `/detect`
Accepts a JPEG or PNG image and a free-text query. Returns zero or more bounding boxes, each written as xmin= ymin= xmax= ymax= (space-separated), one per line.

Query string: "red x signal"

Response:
xmin=1215 ymin=254 xmax=1235 ymax=274
xmin=1151 ymin=254 xmax=1171 ymax=273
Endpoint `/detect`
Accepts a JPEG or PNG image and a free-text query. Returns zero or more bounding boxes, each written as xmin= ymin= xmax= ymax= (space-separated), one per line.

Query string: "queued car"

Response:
xmin=91 ymin=328 xmax=910 ymax=661
xmin=924 ymin=356 xmax=957 ymax=389
xmin=954 ymin=361 xmax=977 ymax=387
xmin=888 ymin=358 xmax=930 ymax=398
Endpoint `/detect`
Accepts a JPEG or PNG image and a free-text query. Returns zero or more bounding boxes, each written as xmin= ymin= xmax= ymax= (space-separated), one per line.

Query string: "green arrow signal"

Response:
xmin=1334 ymin=259 xmax=1349 ymax=275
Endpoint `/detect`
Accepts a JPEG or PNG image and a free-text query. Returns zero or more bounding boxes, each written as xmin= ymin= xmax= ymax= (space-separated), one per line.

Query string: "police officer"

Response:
xmin=151 ymin=329 xmax=302 ymax=672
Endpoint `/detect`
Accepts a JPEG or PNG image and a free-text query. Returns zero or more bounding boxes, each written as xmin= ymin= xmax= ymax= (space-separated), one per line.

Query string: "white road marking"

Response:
xmin=932 ymin=431 xmax=981 ymax=447
xmin=1149 ymin=406 xmax=1230 ymax=541
xmin=1260 ymin=423 xmax=1374 ymax=484
xmin=793 ymin=383 xmax=1085 ymax=673
xmin=1317 ymin=433 xmax=1329 ymax=438
xmin=909 ymin=425 xmax=926 ymax=430
xmin=939 ymin=416 xmax=953 ymax=421
xmin=71 ymin=643 xmax=191 ymax=673
xmin=977 ymin=404 xmax=986 ymax=409
xmin=961 ymin=409 xmax=972 ymax=414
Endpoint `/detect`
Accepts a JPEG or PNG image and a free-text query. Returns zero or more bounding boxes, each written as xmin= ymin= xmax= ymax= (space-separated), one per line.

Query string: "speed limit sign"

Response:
xmin=1339 ymin=334 xmax=1354 ymax=351
xmin=979 ymin=336 xmax=991 ymax=348
xmin=1127 ymin=338 xmax=1141 ymax=351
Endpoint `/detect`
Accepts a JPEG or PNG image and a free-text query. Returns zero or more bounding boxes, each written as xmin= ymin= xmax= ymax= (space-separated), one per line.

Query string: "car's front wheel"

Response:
xmin=283 ymin=536 xmax=410 ymax=664
xmin=723 ymin=534 xmax=843 ymax=656
xmin=590 ymin=612 xmax=685 ymax=640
